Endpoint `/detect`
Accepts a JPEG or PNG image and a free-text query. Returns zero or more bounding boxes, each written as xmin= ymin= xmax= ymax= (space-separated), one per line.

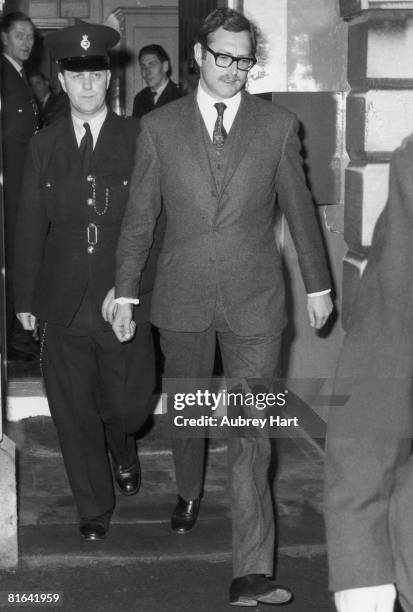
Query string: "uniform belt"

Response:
xmin=49 ymin=222 xmax=121 ymax=253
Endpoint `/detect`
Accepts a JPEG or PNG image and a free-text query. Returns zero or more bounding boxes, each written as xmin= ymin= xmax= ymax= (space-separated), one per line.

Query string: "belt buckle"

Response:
xmin=87 ymin=223 xmax=98 ymax=254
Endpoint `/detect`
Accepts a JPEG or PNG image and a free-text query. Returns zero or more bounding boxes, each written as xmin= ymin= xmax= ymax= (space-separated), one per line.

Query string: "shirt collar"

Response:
xmin=153 ymin=78 xmax=169 ymax=98
xmin=3 ymin=53 xmax=24 ymax=75
xmin=196 ymin=81 xmax=241 ymax=115
xmin=71 ymin=105 xmax=108 ymax=149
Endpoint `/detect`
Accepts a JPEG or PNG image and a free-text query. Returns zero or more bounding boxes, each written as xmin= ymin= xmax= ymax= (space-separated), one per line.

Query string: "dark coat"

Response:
xmin=324 ymin=142 xmax=413 ymax=591
xmin=132 ymin=79 xmax=181 ymax=119
xmin=0 ymin=55 xmax=39 ymax=248
xmin=116 ymin=90 xmax=330 ymax=335
xmin=14 ymin=110 xmax=162 ymax=328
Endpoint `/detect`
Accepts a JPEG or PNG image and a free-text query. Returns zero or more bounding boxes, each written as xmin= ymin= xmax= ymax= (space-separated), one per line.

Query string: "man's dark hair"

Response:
xmin=138 ymin=44 xmax=171 ymax=78
xmin=1 ymin=11 xmax=34 ymax=34
xmin=196 ymin=8 xmax=257 ymax=56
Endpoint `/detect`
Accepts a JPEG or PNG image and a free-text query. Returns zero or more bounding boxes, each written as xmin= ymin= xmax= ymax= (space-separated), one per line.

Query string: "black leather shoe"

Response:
xmin=229 ymin=574 xmax=293 ymax=607
xmin=113 ymin=458 xmax=141 ymax=496
xmin=171 ymin=495 xmax=200 ymax=533
xmin=79 ymin=521 xmax=108 ymax=541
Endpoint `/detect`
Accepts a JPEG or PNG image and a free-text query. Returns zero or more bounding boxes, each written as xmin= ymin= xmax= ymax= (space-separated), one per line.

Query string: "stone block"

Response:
xmin=347 ymin=90 xmax=413 ymax=159
xmin=348 ymin=16 xmax=413 ymax=85
xmin=341 ymin=0 xmax=413 ymax=20
xmin=0 ymin=434 xmax=18 ymax=568
xmin=344 ymin=162 xmax=389 ymax=248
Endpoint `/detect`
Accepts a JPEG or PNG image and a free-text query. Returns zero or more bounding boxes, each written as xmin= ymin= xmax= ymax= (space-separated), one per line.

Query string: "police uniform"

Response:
xmin=13 ymin=21 xmax=162 ymax=537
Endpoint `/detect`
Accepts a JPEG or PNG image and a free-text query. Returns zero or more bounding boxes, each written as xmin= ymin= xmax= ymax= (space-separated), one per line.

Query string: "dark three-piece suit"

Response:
xmin=116 ymin=90 xmax=330 ymax=577
xmin=14 ymin=111 xmax=161 ymax=521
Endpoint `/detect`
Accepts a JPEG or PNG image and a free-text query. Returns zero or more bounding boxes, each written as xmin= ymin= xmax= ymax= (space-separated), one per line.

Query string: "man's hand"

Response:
xmin=102 ymin=287 xmax=117 ymax=324
xmin=307 ymin=293 xmax=333 ymax=329
xmin=334 ymin=584 xmax=397 ymax=612
xmin=112 ymin=303 xmax=136 ymax=342
xmin=17 ymin=312 xmax=37 ymax=331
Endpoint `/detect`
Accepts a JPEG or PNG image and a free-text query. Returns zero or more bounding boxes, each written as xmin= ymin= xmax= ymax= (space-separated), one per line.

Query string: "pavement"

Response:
xmin=1 ymin=411 xmax=335 ymax=612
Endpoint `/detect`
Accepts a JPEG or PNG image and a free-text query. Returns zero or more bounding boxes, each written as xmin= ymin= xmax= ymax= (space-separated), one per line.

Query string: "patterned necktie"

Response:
xmin=79 ymin=122 xmax=93 ymax=174
xmin=213 ymin=102 xmax=227 ymax=150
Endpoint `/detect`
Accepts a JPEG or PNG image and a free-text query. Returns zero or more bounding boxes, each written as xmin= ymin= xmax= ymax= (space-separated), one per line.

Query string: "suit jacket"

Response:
xmin=14 ymin=110 xmax=162 ymax=328
xmin=116 ymin=90 xmax=330 ymax=335
xmin=325 ymin=142 xmax=413 ymax=591
xmin=132 ymin=79 xmax=181 ymax=119
xmin=40 ymin=91 xmax=70 ymax=127
xmin=0 ymin=55 xmax=39 ymax=243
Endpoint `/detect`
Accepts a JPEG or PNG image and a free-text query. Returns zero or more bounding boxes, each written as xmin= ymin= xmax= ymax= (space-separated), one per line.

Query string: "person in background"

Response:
xmin=111 ymin=7 xmax=333 ymax=607
xmin=29 ymin=70 xmax=69 ymax=127
xmin=132 ymin=44 xmax=181 ymax=119
xmin=0 ymin=11 xmax=39 ymax=362
xmin=14 ymin=20 xmax=161 ymax=542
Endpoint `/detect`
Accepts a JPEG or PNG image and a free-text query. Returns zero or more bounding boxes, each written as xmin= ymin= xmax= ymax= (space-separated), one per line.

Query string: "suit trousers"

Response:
xmin=160 ymin=294 xmax=282 ymax=578
xmin=42 ymin=289 xmax=155 ymax=521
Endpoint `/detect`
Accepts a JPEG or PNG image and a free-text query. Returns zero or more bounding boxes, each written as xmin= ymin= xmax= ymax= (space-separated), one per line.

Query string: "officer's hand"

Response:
xmin=102 ymin=287 xmax=117 ymax=324
xmin=307 ymin=293 xmax=333 ymax=329
xmin=17 ymin=312 xmax=37 ymax=331
xmin=112 ymin=303 xmax=136 ymax=342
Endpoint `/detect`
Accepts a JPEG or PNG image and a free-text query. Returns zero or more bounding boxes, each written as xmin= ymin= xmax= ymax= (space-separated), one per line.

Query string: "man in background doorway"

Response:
xmin=0 ymin=11 xmax=39 ymax=361
xmin=132 ymin=44 xmax=181 ymax=119
xmin=29 ymin=70 xmax=69 ymax=127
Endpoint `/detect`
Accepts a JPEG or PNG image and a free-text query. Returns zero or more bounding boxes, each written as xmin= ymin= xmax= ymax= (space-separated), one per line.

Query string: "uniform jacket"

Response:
xmin=14 ymin=110 xmax=162 ymax=328
xmin=116 ymin=90 xmax=330 ymax=335
xmin=132 ymin=79 xmax=181 ymax=119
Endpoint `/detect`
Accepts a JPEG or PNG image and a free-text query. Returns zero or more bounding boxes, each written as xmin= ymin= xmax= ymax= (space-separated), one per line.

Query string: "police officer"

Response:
xmin=13 ymin=21 xmax=161 ymax=540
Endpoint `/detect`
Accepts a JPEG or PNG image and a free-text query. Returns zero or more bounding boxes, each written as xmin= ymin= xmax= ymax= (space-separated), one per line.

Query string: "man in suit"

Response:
xmin=324 ymin=141 xmax=413 ymax=611
xmin=29 ymin=70 xmax=70 ymax=127
xmin=1 ymin=11 xmax=40 ymax=361
xmin=14 ymin=21 xmax=160 ymax=541
xmin=132 ymin=44 xmax=181 ymax=119
xmin=111 ymin=8 xmax=333 ymax=606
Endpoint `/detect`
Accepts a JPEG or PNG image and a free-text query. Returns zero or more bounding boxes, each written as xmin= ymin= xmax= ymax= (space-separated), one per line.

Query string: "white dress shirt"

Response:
xmin=196 ymin=82 xmax=241 ymax=141
xmin=71 ymin=105 xmax=108 ymax=149
xmin=152 ymin=79 xmax=169 ymax=105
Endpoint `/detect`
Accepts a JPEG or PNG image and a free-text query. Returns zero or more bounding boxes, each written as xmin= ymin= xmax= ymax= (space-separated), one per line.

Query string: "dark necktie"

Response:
xmin=79 ymin=122 xmax=93 ymax=174
xmin=20 ymin=68 xmax=29 ymax=87
xmin=213 ymin=102 xmax=227 ymax=150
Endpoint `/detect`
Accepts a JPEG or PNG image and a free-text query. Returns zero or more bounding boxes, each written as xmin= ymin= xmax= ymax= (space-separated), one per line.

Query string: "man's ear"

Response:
xmin=58 ymin=71 xmax=67 ymax=93
xmin=162 ymin=60 xmax=169 ymax=75
xmin=1 ymin=31 xmax=8 ymax=49
xmin=194 ymin=43 xmax=203 ymax=70
xmin=106 ymin=69 xmax=111 ymax=89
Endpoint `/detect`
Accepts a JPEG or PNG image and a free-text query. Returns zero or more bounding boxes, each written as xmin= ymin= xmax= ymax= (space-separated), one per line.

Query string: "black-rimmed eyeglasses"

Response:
xmin=204 ymin=45 xmax=257 ymax=72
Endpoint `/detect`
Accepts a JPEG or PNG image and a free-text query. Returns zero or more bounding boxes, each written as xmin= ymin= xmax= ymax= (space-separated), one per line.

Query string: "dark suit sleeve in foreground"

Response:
xmin=115 ymin=118 xmax=162 ymax=299
xmin=276 ymin=116 xmax=331 ymax=294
